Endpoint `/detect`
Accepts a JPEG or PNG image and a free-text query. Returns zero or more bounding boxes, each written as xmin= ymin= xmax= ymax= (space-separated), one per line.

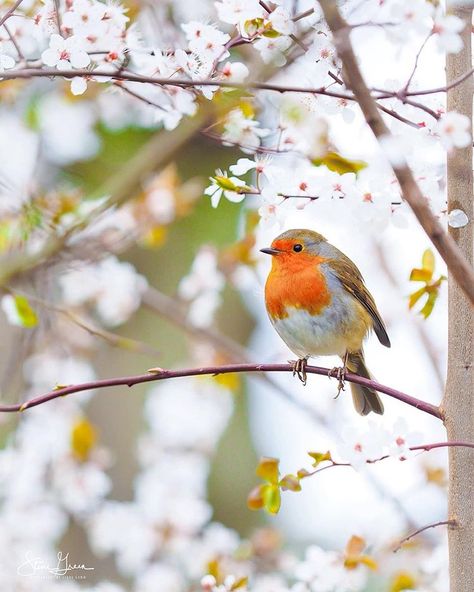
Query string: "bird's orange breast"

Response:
xmin=264 ymin=255 xmax=331 ymax=320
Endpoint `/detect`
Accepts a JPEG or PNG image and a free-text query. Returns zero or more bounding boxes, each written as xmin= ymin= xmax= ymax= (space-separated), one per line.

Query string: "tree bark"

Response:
xmin=443 ymin=4 xmax=474 ymax=592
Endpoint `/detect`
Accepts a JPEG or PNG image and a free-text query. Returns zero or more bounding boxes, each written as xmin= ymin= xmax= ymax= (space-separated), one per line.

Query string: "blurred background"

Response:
xmin=0 ymin=0 xmax=454 ymax=591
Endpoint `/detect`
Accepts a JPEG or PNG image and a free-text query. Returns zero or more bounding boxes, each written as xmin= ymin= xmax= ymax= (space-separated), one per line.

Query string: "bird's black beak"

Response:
xmin=260 ymin=247 xmax=281 ymax=255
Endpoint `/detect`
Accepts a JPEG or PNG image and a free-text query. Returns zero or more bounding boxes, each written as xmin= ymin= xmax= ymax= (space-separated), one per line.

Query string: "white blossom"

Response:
xmin=41 ymin=33 xmax=91 ymax=69
xmin=435 ymin=111 xmax=471 ymax=150
xmin=433 ymin=9 xmax=465 ymax=53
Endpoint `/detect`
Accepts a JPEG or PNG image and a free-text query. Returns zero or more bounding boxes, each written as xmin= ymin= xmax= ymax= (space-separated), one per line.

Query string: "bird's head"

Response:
xmin=260 ymin=229 xmax=329 ymax=272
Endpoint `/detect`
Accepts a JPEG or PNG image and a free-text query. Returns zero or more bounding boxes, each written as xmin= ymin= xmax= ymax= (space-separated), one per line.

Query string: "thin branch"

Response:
xmin=393 ymin=520 xmax=456 ymax=553
xmin=404 ymin=67 xmax=474 ymax=97
xmin=403 ymin=33 xmax=432 ymax=93
xmin=318 ymin=0 xmax=474 ymax=306
xmin=3 ymin=22 xmax=25 ymax=61
xmin=0 ymin=0 xmax=24 ymax=28
xmin=9 ymin=289 xmax=162 ymax=358
xmin=0 ymin=67 xmax=450 ymax=128
xmin=0 ymin=362 xmax=442 ymax=417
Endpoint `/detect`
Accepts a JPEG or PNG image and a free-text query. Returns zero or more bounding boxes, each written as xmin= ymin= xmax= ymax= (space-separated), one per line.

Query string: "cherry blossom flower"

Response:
xmin=432 ymin=9 xmax=465 ymax=53
xmin=59 ymin=256 xmax=148 ymax=326
xmin=182 ymin=22 xmax=230 ymax=62
xmin=254 ymin=35 xmax=291 ymax=66
xmin=222 ymin=109 xmax=270 ymax=152
xmin=388 ymin=418 xmax=423 ymax=460
xmin=41 ymin=33 xmax=91 ymax=70
xmin=338 ymin=423 xmax=391 ymax=469
xmin=216 ymin=0 xmax=264 ymax=29
xmin=220 ymin=61 xmax=249 ymax=82
xmin=435 ymin=111 xmax=471 ymax=150
xmin=268 ymin=6 xmax=295 ymax=36
xmin=294 ymin=545 xmax=369 ymax=592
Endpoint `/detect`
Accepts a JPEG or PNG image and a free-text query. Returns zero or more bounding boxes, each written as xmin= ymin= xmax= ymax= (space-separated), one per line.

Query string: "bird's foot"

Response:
xmin=290 ymin=357 xmax=308 ymax=386
xmin=328 ymin=366 xmax=347 ymax=399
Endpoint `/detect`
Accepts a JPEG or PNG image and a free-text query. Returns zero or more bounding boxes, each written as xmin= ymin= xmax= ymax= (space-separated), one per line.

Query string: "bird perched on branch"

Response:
xmin=261 ymin=229 xmax=390 ymax=415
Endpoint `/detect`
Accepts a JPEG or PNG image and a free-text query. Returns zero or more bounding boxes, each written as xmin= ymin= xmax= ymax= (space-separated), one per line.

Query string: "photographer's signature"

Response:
xmin=17 ymin=551 xmax=94 ymax=577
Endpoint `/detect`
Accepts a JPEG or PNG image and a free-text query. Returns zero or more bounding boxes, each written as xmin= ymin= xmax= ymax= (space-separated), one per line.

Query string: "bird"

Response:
xmin=261 ymin=229 xmax=390 ymax=416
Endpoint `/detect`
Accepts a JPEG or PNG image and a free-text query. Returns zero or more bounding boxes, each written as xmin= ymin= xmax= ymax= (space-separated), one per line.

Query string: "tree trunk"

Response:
xmin=443 ymin=4 xmax=474 ymax=591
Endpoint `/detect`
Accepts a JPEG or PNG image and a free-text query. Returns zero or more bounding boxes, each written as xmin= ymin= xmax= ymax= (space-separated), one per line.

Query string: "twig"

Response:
xmin=8 ymin=289 xmax=162 ymax=358
xmin=3 ymin=22 xmax=25 ymax=61
xmin=318 ymin=0 xmax=474 ymax=306
xmin=0 ymin=362 xmax=442 ymax=416
xmin=0 ymin=68 xmax=450 ymax=127
xmin=0 ymin=0 xmax=24 ymax=28
xmin=403 ymin=33 xmax=432 ymax=93
xmin=393 ymin=520 xmax=456 ymax=552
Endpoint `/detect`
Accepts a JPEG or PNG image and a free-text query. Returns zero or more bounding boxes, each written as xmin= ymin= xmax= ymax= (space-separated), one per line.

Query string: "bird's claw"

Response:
xmin=328 ymin=366 xmax=347 ymax=399
xmin=290 ymin=358 xmax=308 ymax=386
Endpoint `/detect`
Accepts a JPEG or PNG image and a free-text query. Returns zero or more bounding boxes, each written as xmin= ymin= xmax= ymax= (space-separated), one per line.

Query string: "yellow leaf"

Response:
xmin=279 ymin=474 xmax=301 ymax=492
xmin=256 ymin=457 xmax=280 ymax=484
xmin=71 ymin=418 xmax=97 ymax=462
xmin=308 ymin=451 xmax=332 ymax=467
xmin=142 ymin=226 xmax=167 ymax=248
xmin=206 ymin=559 xmax=220 ymax=580
xmin=390 ymin=571 xmax=417 ymax=592
xmin=231 ymin=577 xmax=249 ymax=590
xmin=425 ymin=466 xmax=447 ymax=487
xmin=420 ymin=290 xmax=437 ymax=319
xmin=408 ymin=286 xmax=427 ymax=309
xmin=239 ymin=101 xmax=255 ymax=119
xmin=12 ymin=295 xmax=38 ymax=328
xmin=422 ymin=249 xmax=435 ymax=274
xmin=312 ymin=151 xmax=367 ymax=175
xmin=345 ymin=535 xmax=366 ymax=556
xmin=214 ymin=372 xmax=240 ymax=391
xmin=262 ymin=484 xmax=281 ymax=514
xmin=409 ymin=268 xmax=433 ymax=282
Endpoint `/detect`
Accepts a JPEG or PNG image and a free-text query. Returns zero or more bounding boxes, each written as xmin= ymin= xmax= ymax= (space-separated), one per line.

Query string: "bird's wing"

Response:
xmin=326 ymin=253 xmax=391 ymax=348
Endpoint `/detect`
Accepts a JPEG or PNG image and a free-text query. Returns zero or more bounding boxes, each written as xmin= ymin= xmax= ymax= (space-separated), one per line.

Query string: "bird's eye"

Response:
xmin=293 ymin=243 xmax=303 ymax=252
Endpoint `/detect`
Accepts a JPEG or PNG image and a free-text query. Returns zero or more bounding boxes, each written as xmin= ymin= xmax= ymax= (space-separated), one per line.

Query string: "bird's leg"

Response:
xmin=290 ymin=357 xmax=309 ymax=386
xmin=329 ymin=351 xmax=349 ymax=399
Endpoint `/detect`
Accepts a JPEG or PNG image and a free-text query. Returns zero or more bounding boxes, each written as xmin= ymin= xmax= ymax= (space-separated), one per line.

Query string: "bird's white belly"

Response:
xmin=271 ymin=303 xmax=362 ymax=359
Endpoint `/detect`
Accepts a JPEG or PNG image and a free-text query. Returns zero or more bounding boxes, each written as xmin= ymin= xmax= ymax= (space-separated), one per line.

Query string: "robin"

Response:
xmin=261 ymin=229 xmax=390 ymax=415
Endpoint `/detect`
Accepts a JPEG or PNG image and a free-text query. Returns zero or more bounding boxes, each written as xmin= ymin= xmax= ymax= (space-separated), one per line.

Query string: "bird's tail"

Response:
xmin=346 ymin=351 xmax=384 ymax=416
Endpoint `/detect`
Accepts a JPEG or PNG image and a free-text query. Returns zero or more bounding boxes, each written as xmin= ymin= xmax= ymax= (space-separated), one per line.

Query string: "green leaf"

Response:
xmin=262 ymin=484 xmax=281 ymax=514
xmin=312 ymin=151 xmax=367 ymax=175
xmin=262 ymin=27 xmax=281 ymax=38
xmin=256 ymin=457 xmax=280 ymax=484
xmin=279 ymin=474 xmax=301 ymax=492
xmin=409 ymin=268 xmax=432 ymax=282
xmin=215 ymin=175 xmax=239 ymax=191
xmin=308 ymin=451 xmax=332 ymax=467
